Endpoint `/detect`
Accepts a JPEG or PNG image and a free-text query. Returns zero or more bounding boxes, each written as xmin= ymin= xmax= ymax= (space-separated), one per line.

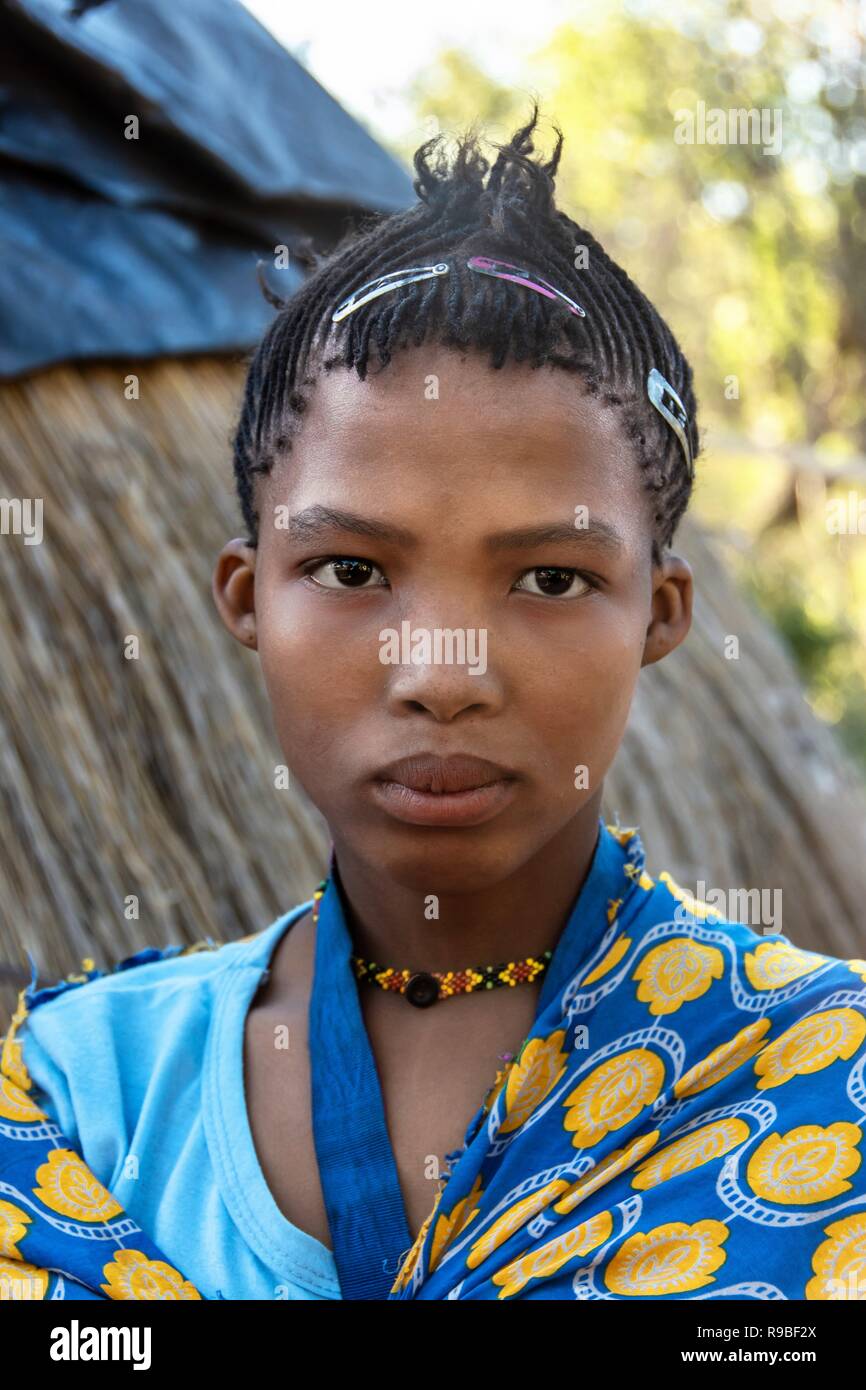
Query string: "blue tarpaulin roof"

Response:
xmin=0 ymin=0 xmax=415 ymax=377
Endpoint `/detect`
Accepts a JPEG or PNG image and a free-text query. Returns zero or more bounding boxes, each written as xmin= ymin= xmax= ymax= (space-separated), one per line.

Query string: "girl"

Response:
xmin=2 ymin=108 xmax=864 ymax=1302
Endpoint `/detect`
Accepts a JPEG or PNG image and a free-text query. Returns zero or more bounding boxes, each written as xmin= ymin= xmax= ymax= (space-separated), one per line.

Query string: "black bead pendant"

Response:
xmin=405 ymin=971 xmax=440 ymax=1008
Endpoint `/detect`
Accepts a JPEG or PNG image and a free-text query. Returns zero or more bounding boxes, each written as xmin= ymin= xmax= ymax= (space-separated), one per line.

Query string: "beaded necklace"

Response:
xmin=311 ymin=879 xmax=553 ymax=1009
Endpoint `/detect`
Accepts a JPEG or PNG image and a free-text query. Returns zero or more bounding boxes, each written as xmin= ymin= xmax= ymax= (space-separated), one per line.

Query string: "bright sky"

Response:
xmin=239 ymin=0 xmax=576 ymax=144
xmin=238 ymin=0 xmax=832 ymax=148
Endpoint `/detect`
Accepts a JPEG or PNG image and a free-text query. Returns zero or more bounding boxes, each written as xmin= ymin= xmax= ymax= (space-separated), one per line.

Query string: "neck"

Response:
xmin=326 ymin=794 xmax=604 ymax=974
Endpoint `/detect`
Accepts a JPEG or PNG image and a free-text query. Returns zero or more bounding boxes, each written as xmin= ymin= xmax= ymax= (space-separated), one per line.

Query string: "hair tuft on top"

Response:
xmin=232 ymin=100 xmax=699 ymax=565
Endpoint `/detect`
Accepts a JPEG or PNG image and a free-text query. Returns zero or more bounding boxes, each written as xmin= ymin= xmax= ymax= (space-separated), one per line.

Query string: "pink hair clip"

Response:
xmin=466 ymin=255 xmax=586 ymax=317
xmin=328 ymin=254 xmax=691 ymax=476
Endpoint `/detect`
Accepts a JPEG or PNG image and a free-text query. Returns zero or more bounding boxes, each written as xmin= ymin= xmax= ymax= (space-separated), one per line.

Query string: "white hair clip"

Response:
xmin=330 ymin=263 xmax=692 ymax=479
xmin=331 ymin=263 xmax=450 ymax=322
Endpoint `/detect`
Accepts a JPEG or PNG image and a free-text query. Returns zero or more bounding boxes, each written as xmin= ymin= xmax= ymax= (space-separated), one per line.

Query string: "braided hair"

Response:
xmin=232 ymin=103 xmax=699 ymax=567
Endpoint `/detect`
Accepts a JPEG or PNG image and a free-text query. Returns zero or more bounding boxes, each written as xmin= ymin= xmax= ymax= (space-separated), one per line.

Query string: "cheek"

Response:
xmin=515 ymin=603 xmax=645 ymax=757
xmin=255 ymin=599 xmax=380 ymax=758
xmin=528 ymin=591 xmax=644 ymax=677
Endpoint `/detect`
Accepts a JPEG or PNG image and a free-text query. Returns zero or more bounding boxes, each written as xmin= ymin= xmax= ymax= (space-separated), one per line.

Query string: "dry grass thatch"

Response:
xmin=0 ymin=355 xmax=330 ymax=1023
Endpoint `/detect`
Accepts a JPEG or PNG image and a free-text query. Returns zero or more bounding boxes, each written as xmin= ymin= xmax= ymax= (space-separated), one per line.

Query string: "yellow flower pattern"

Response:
xmin=100 ymin=1248 xmax=202 ymax=1300
xmin=754 ymin=1009 xmax=866 ymax=1090
xmin=0 ymin=1200 xmax=31 ymax=1260
xmin=630 ymin=1118 xmax=751 ymax=1190
xmin=493 ymin=1210 xmax=613 ymax=1299
xmin=805 ymin=1213 xmax=866 ymax=1300
xmin=744 ymin=940 xmax=826 ymax=990
xmin=580 ymin=936 xmax=631 ymax=986
xmin=388 ymin=824 xmax=866 ymax=1301
xmin=429 ymin=1173 xmax=485 ymax=1273
xmin=0 ymin=1255 xmax=49 ymax=1300
xmin=746 ymin=1123 xmax=862 ymax=1204
xmin=499 ymin=1030 xmax=569 ymax=1134
xmin=632 ymin=939 xmax=724 ymax=1016
xmin=604 ymin=1220 xmax=729 ymax=1295
xmin=553 ymin=1130 xmax=660 ymax=1216
xmin=674 ymin=1018 xmax=772 ymax=1099
xmin=562 ymin=1048 xmax=665 ymax=1148
xmin=33 ymin=1148 xmax=124 ymax=1223
xmin=0 ymin=1073 xmax=46 ymax=1124
xmin=466 ymin=1179 xmax=571 ymax=1269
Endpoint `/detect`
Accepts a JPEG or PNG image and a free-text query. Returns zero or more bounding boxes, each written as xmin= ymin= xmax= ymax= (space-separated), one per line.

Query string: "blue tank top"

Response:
xmin=15 ymin=904 xmax=341 ymax=1301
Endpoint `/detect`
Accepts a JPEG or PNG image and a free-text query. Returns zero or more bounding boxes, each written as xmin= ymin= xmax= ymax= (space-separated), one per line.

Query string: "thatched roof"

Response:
xmin=0 ymin=355 xmax=330 ymax=1017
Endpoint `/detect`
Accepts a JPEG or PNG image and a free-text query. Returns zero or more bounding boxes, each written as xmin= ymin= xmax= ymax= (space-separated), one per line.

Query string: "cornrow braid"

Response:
xmin=231 ymin=102 xmax=700 ymax=566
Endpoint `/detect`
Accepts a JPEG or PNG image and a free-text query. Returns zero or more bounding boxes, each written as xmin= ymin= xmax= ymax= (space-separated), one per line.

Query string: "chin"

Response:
xmin=354 ymin=826 xmax=537 ymax=896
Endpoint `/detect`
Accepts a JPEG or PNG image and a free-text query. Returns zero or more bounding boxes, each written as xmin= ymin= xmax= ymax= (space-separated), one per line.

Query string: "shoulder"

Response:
xmin=1 ymin=900 xmax=313 ymax=1110
xmin=622 ymin=851 xmax=866 ymax=1024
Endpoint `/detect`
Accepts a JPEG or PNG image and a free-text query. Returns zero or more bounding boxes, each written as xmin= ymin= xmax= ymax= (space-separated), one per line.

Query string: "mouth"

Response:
xmin=369 ymin=753 xmax=519 ymax=828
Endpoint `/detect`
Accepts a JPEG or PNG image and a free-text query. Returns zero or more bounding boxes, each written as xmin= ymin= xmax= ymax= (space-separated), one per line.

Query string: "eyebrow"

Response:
xmin=286 ymin=505 xmax=626 ymax=555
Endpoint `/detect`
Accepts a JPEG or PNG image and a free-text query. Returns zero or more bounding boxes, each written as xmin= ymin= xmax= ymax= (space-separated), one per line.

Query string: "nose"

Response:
xmin=380 ymin=618 xmax=504 ymax=722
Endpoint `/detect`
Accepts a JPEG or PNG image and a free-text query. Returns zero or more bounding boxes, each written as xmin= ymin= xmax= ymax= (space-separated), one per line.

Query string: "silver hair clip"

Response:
xmin=647 ymin=367 xmax=693 ymax=477
xmin=331 ymin=262 xmax=450 ymax=322
xmin=330 ymin=263 xmax=691 ymax=479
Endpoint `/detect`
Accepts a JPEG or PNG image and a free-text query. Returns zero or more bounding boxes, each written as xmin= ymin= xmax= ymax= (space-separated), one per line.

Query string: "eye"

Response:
xmin=512 ymin=566 xmax=595 ymax=599
xmin=302 ymin=556 xmax=388 ymax=590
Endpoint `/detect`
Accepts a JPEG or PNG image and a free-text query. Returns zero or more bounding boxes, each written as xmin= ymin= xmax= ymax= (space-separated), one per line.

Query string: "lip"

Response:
xmin=369 ymin=753 xmax=519 ymax=827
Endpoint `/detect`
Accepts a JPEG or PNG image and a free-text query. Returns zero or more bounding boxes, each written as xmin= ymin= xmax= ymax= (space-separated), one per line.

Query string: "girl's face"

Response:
xmin=214 ymin=344 xmax=692 ymax=892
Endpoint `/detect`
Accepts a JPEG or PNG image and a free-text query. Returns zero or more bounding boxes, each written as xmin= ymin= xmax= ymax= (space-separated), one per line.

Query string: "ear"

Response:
xmin=641 ymin=553 xmax=693 ymax=668
xmin=212 ymin=539 xmax=258 ymax=650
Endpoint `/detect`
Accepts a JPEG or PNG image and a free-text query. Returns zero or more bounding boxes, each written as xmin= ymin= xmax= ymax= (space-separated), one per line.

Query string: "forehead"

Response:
xmin=262 ymin=344 xmax=651 ymax=544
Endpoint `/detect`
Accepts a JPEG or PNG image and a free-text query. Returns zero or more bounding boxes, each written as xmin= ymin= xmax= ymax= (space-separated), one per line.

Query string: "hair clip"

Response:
xmin=466 ymin=256 xmax=586 ymax=318
xmin=331 ymin=263 xmax=449 ymax=322
xmin=646 ymin=368 xmax=693 ymax=477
